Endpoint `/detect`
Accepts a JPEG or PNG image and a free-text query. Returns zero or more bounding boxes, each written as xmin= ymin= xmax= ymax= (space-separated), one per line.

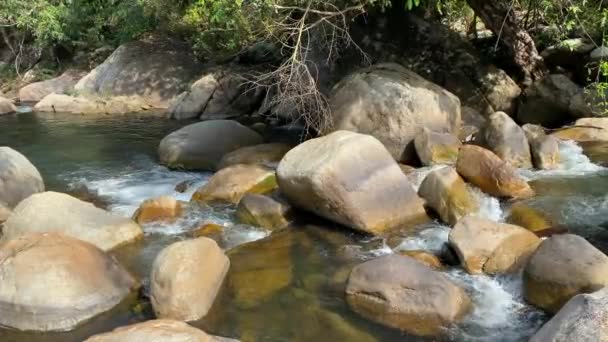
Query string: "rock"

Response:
xmin=158 ymin=120 xmax=263 ymax=171
xmin=151 ymin=237 xmax=229 ymax=321
xmin=398 ymin=250 xmax=443 ymax=269
xmin=524 ymin=234 xmax=608 ymax=313
xmin=0 ymin=203 xmax=10 ymax=222
xmin=590 ymin=46 xmax=608 ymax=62
xmin=228 ymin=230 xmax=293 ymax=308
xmin=33 ymin=94 xmax=152 ymax=114
xmin=484 ymin=111 xmax=533 ymax=168
xmin=414 ymin=129 xmax=462 ymax=166
xmin=0 ymin=96 xmax=17 ymax=115
xmin=507 ymin=203 xmax=553 ymax=232
xmin=235 ymin=194 xmax=292 ymax=230
xmin=461 ymin=106 xmax=487 ymax=129
xmin=346 ymin=254 xmax=470 ymax=336
xmin=18 ymin=69 xmax=87 ymax=102
xmin=456 ymin=145 xmax=534 ymax=198
xmin=529 ymin=288 xmax=608 ymax=342
xmin=541 ymin=39 xmax=595 ymax=75
xmin=522 ymin=124 xmax=560 ymax=170
xmin=175 ymin=179 xmax=196 ymax=193
xmin=0 ymin=147 xmax=45 ymax=208
xmin=168 ymin=69 xmax=264 ymax=120
xmin=132 ymin=196 xmax=183 ymax=224
xmin=217 ymin=143 xmax=292 ymax=170
xmin=326 ymin=63 xmax=461 ymax=162
xmin=552 ymin=117 xmax=608 ymax=142
xmin=191 ymin=222 xmax=224 ymax=239
xmin=475 ymin=66 xmax=522 ymax=115
xmin=277 ymin=131 xmax=428 ymax=235
xmin=3 ymin=191 xmax=143 ymax=251
xmin=418 ymin=166 xmax=479 ymax=225
xmin=191 ymin=165 xmax=276 ymax=204
xmin=84 ymin=319 xmax=238 ymax=342
xmin=0 ymin=233 xmax=138 ymax=331
xmin=75 ymin=38 xmax=203 ymax=108
xmin=449 ymin=216 xmax=540 ymax=274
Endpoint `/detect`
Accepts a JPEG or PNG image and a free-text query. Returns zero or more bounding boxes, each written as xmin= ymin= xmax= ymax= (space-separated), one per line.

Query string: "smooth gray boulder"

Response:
xmin=484 ymin=111 xmax=533 ymax=168
xmin=0 ymin=146 xmax=44 ymax=208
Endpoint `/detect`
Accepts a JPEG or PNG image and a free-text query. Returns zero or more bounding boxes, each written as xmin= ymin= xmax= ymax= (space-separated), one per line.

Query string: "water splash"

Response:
xmin=408 ymin=164 xmax=446 ymax=191
xmin=469 ymin=185 xmax=504 ymax=222
xmin=521 ymin=140 xmax=605 ymax=180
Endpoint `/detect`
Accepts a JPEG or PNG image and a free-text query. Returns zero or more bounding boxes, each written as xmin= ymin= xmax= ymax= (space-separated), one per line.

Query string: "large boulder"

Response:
xmin=524 ymin=234 xmax=608 ymax=313
xmin=0 ymin=96 xmax=17 ymax=115
xmin=523 ymin=124 xmax=560 ymax=170
xmin=326 ymin=63 xmax=461 ymax=162
xmin=507 ymin=203 xmax=554 ymax=232
xmin=0 ymin=233 xmax=138 ymax=331
xmin=0 ymin=147 xmax=44 ymax=208
xmin=191 ymin=165 xmax=277 ymax=204
xmin=277 ymin=131 xmax=428 ymax=235
xmin=235 ymin=194 xmax=292 ymax=230
xmin=33 ymin=94 xmax=152 ymax=114
xmin=132 ymin=196 xmax=183 ymax=224
xmin=3 ymin=191 xmax=143 ymax=251
xmin=414 ymin=128 xmax=462 ymax=166
xmin=529 ymin=288 xmax=608 ymax=342
xmin=84 ymin=319 xmax=238 ymax=342
xmin=552 ymin=117 xmax=608 ymax=142
xmin=75 ymin=38 xmax=203 ymax=108
xmin=346 ymin=254 xmax=470 ymax=336
xmin=418 ymin=166 xmax=479 ymax=225
xmin=18 ymin=69 xmax=87 ymax=102
xmin=456 ymin=145 xmax=534 ymax=198
xmin=151 ymin=238 xmax=229 ymax=321
xmin=158 ymin=120 xmax=263 ymax=171
xmin=483 ymin=111 xmax=533 ymax=168
xmin=168 ymin=69 xmax=264 ymax=120
xmin=217 ymin=143 xmax=292 ymax=170
xmin=448 ymin=216 xmax=540 ymax=274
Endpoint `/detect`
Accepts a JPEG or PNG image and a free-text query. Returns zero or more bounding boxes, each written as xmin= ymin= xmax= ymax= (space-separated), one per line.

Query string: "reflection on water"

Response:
xmin=0 ymin=113 xmax=607 ymax=341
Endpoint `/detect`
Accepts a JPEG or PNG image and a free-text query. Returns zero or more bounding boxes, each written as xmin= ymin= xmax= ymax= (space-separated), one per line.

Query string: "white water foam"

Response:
xmin=408 ymin=164 xmax=446 ymax=191
xmin=393 ymin=224 xmax=450 ymax=253
xmin=521 ymin=140 xmax=605 ymax=180
xmin=469 ymin=185 xmax=505 ymax=222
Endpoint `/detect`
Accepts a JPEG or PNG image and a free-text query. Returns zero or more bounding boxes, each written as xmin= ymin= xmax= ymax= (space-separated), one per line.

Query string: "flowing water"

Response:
xmin=0 ymin=112 xmax=607 ymax=341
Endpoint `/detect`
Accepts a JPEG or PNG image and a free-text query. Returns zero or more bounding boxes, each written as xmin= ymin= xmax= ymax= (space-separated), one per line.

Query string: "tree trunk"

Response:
xmin=466 ymin=0 xmax=545 ymax=85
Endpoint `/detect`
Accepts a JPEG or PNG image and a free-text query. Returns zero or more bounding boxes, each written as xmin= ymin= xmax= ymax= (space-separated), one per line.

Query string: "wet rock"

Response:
xmin=217 ymin=143 xmax=292 ymax=170
xmin=529 ymin=287 xmax=608 ymax=342
xmin=133 ymin=196 xmax=183 ymax=224
xmin=523 ymin=124 xmax=560 ymax=170
xmin=277 ymin=131 xmax=428 ymax=235
xmin=0 ymin=147 xmax=44 ymax=209
xmin=0 ymin=96 xmax=17 ymax=115
xmin=228 ymin=231 xmax=293 ymax=308
xmin=18 ymin=69 xmax=87 ymax=102
xmin=174 ymin=179 xmax=196 ymax=193
xmin=524 ymin=234 xmax=608 ymax=313
xmin=507 ymin=203 xmax=553 ymax=232
xmin=399 ymin=250 xmax=443 ymax=269
xmin=84 ymin=319 xmax=238 ymax=341
xmin=67 ymin=183 xmax=111 ymax=209
xmin=191 ymin=165 xmax=276 ymax=204
xmin=346 ymin=254 xmax=470 ymax=336
xmin=414 ymin=128 xmax=462 ymax=166
xmin=326 ymin=63 xmax=461 ymax=162
xmin=235 ymin=194 xmax=291 ymax=230
xmin=0 ymin=233 xmax=138 ymax=331
xmin=3 ymin=191 xmax=143 ymax=251
xmin=33 ymin=94 xmax=153 ymax=114
xmin=293 ymin=306 xmax=378 ymax=342
xmin=418 ymin=166 xmax=479 ymax=225
xmin=158 ymin=120 xmax=263 ymax=171
xmin=552 ymin=117 xmax=608 ymax=142
xmin=151 ymin=237 xmax=229 ymax=321
xmin=449 ymin=216 xmax=540 ymax=274
xmin=456 ymin=145 xmax=534 ymax=198
xmin=484 ymin=111 xmax=533 ymax=168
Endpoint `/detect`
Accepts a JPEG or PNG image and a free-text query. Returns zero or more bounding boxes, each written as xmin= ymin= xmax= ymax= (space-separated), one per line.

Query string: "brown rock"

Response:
xmin=399 ymin=250 xmax=443 ymax=269
xmin=507 ymin=203 xmax=553 ymax=232
xmin=217 ymin=143 xmax=292 ymax=170
xmin=0 ymin=96 xmax=17 ymax=115
xmin=84 ymin=319 xmax=238 ymax=341
xmin=191 ymin=165 xmax=277 ymax=204
xmin=414 ymin=128 xmax=462 ymax=166
xmin=235 ymin=194 xmax=291 ymax=230
xmin=133 ymin=196 xmax=183 ymax=224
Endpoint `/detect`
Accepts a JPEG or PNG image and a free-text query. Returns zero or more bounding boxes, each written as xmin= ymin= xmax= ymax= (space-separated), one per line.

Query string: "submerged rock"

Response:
xmin=0 ymin=233 xmax=138 ymax=331
xmin=191 ymin=165 xmax=276 ymax=204
xmin=277 ymin=131 xmax=428 ymax=235
xmin=18 ymin=69 xmax=87 ymax=102
xmin=158 ymin=120 xmax=263 ymax=171
xmin=524 ymin=234 xmax=608 ymax=313
xmin=456 ymin=145 xmax=534 ymax=198
xmin=449 ymin=216 xmax=540 ymax=274
xmin=84 ymin=319 xmax=238 ymax=341
xmin=3 ymin=191 xmax=143 ymax=251
xmin=133 ymin=196 xmax=182 ymax=224
xmin=484 ymin=111 xmax=533 ymax=168
xmin=235 ymin=193 xmax=292 ymax=230
xmin=414 ymin=128 xmax=462 ymax=166
xmin=217 ymin=143 xmax=292 ymax=170
xmin=151 ymin=237 xmax=229 ymax=321
xmin=418 ymin=166 xmax=479 ymax=225
xmin=326 ymin=63 xmax=461 ymax=162
xmin=0 ymin=146 xmax=44 ymax=209
xmin=529 ymin=287 xmax=608 ymax=342
xmin=0 ymin=97 xmax=17 ymax=115
xmin=346 ymin=254 xmax=470 ymax=336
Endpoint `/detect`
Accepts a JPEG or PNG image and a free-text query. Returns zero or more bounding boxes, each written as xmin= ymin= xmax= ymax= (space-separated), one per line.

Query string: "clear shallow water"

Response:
xmin=0 ymin=112 xmax=606 ymax=341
